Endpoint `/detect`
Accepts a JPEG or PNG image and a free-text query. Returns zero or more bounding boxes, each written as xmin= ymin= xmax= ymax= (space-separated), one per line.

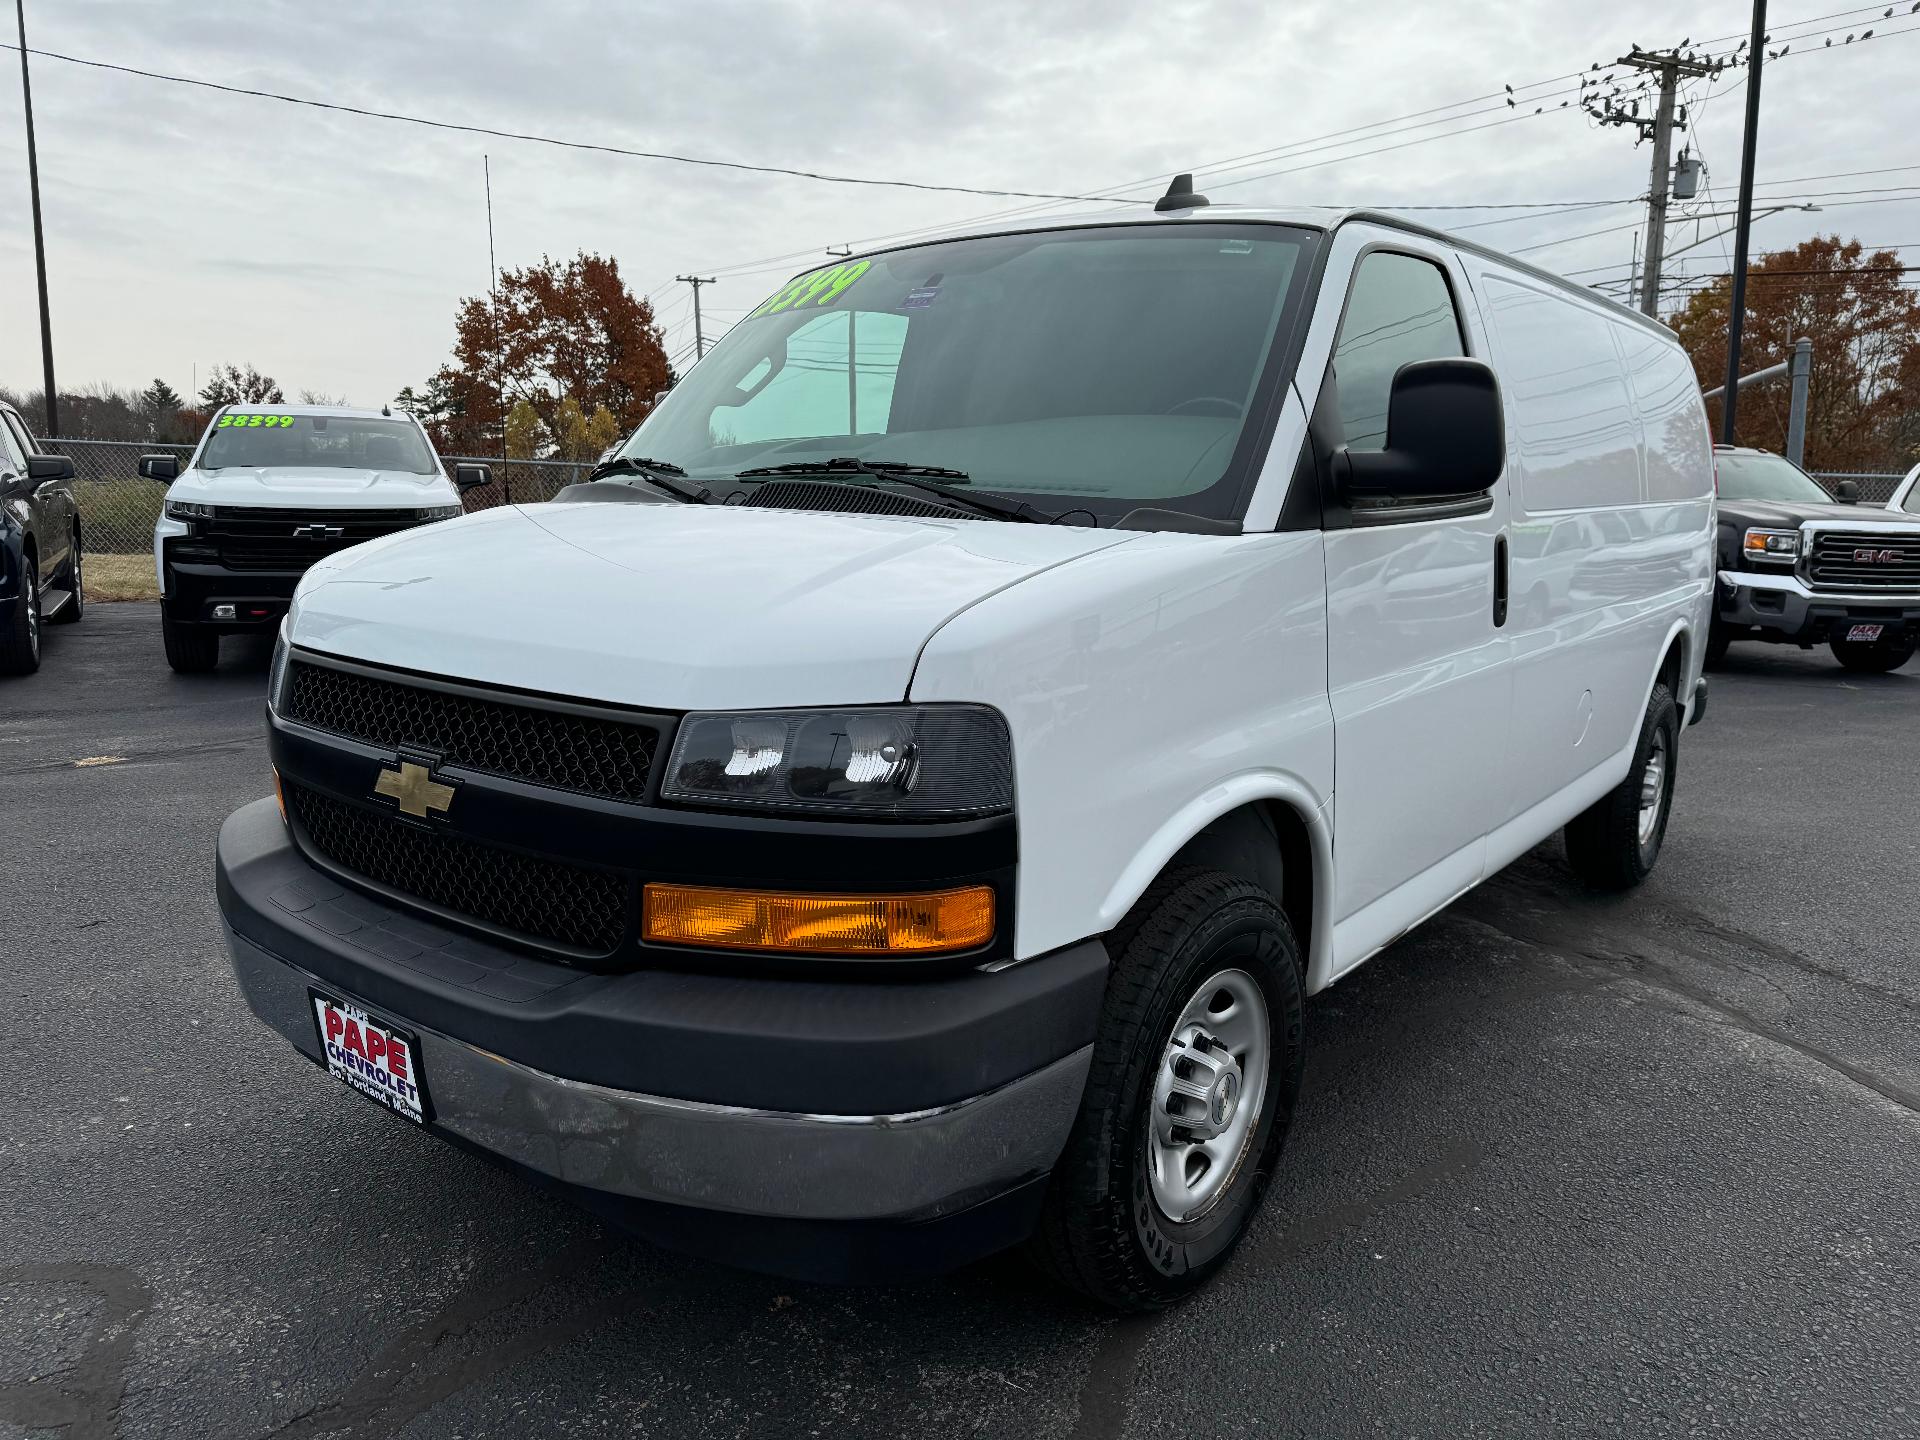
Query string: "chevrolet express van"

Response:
xmin=218 ymin=187 xmax=1714 ymax=1310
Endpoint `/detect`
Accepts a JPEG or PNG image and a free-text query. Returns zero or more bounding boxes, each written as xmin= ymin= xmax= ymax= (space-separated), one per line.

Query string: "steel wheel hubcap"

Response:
xmin=1637 ymin=733 xmax=1668 ymax=847
xmin=1147 ymin=967 xmax=1269 ymax=1223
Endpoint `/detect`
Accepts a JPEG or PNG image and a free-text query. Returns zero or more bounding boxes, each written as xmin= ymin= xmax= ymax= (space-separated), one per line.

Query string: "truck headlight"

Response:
xmin=1743 ymin=528 xmax=1800 ymax=562
xmin=419 ymin=504 xmax=462 ymax=522
xmin=267 ymin=625 xmax=291 ymax=713
xmin=164 ymin=499 xmax=215 ymax=521
xmin=661 ymin=705 xmax=1012 ymax=818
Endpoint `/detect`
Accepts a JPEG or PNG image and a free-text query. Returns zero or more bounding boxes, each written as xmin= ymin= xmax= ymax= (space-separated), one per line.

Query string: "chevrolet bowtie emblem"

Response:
xmin=373 ymin=760 xmax=456 ymax=819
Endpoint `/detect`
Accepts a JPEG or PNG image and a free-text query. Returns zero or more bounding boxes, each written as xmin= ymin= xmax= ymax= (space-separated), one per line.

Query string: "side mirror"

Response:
xmin=1339 ymin=358 xmax=1506 ymax=500
xmin=452 ymin=462 xmax=492 ymax=492
xmin=138 ymin=454 xmax=180 ymax=483
xmin=26 ymin=454 xmax=74 ymax=485
xmin=1834 ymin=480 xmax=1860 ymax=504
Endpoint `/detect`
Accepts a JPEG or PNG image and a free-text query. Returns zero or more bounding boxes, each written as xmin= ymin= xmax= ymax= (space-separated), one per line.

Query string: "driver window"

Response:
xmin=1331 ymin=252 xmax=1465 ymax=452
xmin=712 ymin=310 xmax=908 ymax=445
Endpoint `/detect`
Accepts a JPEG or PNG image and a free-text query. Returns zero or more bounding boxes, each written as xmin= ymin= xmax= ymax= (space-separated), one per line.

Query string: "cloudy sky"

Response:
xmin=2 ymin=0 xmax=1916 ymax=416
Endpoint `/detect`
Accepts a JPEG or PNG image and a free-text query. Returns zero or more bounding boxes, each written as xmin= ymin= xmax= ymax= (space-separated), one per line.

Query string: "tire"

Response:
xmin=1030 ymin=868 xmax=1306 ymax=1311
xmin=162 ymin=613 xmax=219 ymax=673
xmin=49 ymin=526 xmax=84 ymax=625
xmin=1828 ymin=634 xmax=1915 ymax=673
xmin=1704 ymin=617 xmax=1730 ymax=669
xmin=0 ymin=554 xmax=41 ymax=676
xmin=1565 ymin=681 xmax=1678 ymax=890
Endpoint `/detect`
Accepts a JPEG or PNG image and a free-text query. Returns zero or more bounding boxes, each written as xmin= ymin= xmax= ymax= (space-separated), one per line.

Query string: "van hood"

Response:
xmin=170 ymin=466 xmax=459 ymax=511
xmin=289 ymin=502 xmax=1137 ymax=710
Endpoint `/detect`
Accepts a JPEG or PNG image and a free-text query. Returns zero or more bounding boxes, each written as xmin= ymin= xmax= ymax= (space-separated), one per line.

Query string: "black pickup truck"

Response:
xmin=0 ymin=399 xmax=82 ymax=676
xmin=1711 ymin=445 xmax=1920 ymax=673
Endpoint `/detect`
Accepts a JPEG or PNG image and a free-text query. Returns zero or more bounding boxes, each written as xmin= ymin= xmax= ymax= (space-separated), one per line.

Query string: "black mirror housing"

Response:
xmin=138 ymin=454 xmax=181 ymax=483
xmin=453 ymin=462 xmax=492 ymax=492
xmin=1339 ymin=357 xmax=1505 ymax=500
xmin=26 ymin=454 xmax=74 ymax=483
xmin=1834 ymin=480 xmax=1860 ymax=504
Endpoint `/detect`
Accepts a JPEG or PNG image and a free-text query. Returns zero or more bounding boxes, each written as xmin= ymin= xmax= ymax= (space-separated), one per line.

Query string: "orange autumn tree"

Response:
xmin=1666 ymin=236 xmax=1920 ymax=472
xmin=410 ymin=253 xmax=671 ymax=455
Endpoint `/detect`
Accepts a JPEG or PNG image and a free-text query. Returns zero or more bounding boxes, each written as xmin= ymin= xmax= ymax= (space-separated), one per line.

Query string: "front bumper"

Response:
xmin=217 ymin=799 xmax=1103 ymax=1225
xmin=1716 ymin=569 xmax=1920 ymax=642
xmin=161 ymin=552 xmax=304 ymax=628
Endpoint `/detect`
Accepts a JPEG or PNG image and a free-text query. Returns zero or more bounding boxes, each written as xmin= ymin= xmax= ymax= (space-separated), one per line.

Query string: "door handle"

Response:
xmin=1493 ymin=533 xmax=1509 ymax=628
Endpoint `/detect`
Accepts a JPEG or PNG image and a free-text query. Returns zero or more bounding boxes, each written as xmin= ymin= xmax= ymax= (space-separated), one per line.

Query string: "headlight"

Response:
xmin=1743 ymin=528 xmax=1800 ymax=562
xmin=165 ymin=499 xmax=214 ymax=521
xmin=420 ymin=504 xmax=462 ymax=522
xmin=661 ymin=705 xmax=1012 ymax=818
xmin=267 ymin=625 xmax=291 ymax=713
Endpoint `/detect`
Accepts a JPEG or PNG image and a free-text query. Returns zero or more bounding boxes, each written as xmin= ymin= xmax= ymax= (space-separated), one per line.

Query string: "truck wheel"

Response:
xmin=1031 ymin=868 xmax=1305 ymax=1311
xmin=1564 ymin=681 xmax=1678 ymax=890
xmin=1828 ymin=635 xmax=1915 ymax=673
xmin=0 ymin=554 xmax=41 ymax=675
xmin=1704 ymin=617 xmax=1730 ymax=668
xmin=49 ymin=526 xmax=84 ymax=624
xmin=162 ymin=614 xmax=219 ymax=673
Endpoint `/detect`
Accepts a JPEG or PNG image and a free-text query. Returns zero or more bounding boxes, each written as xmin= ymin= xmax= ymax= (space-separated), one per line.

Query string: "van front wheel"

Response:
xmin=1564 ymin=681 xmax=1678 ymax=890
xmin=1031 ymin=869 xmax=1305 ymax=1311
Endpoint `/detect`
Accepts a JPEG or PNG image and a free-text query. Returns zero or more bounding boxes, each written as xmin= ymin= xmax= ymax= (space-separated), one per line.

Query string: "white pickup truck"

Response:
xmin=217 ymin=188 xmax=1713 ymax=1309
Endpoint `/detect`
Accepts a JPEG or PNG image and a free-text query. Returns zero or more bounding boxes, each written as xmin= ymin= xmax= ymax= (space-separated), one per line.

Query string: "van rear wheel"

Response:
xmin=1030 ymin=868 xmax=1305 ymax=1311
xmin=1564 ymin=681 xmax=1678 ymax=890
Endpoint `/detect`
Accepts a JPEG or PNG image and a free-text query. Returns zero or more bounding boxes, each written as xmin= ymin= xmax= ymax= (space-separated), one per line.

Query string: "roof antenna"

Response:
xmin=1155 ymin=172 xmax=1209 ymax=213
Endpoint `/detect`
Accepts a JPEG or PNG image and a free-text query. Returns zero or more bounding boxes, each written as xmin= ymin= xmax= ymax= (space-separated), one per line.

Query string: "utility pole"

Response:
xmin=1587 ymin=46 xmax=1713 ymax=317
xmin=16 ymin=0 xmax=58 ymax=436
xmin=677 ymin=275 xmax=716 ymax=359
xmin=1722 ymin=0 xmax=1769 ymax=444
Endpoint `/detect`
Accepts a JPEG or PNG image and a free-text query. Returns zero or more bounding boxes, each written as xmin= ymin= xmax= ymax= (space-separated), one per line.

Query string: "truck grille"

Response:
xmin=1807 ymin=531 xmax=1920 ymax=591
xmin=284 ymin=781 xmax=629 ymax=955
xmin=283 ymin=659 xmax=662 ymax=804
xmin=206 ymin=507 xmax=434 ymax=570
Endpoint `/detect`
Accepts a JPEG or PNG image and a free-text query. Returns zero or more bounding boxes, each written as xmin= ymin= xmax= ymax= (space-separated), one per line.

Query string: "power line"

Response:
xmin=0 ymin=41 xmax=1147 ymax=207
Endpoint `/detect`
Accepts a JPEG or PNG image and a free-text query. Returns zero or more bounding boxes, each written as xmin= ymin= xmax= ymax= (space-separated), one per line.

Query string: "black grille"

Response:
xmin=206 ymin=507 xmax=435 ymax=570
xmin=285 ymin=782 xmax=628 ymax=955
xmin=1807 ymin=531 xmax=1920 ymax=591
xmin=284 ymin=660 xmax=660 ymax=803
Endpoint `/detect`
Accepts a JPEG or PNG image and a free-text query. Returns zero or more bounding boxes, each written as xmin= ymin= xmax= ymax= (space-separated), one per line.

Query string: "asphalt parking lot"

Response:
xmin=4 ymin=602 xmax=1918 ymax=1439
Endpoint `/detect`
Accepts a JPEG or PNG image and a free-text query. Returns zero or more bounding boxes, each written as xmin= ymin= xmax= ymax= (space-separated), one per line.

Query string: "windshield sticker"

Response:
xmin=902 ymin=286 xmax=940 ymax=310
xmin=217 ymin=414 xmax=294 ymax=428
xmin=747 ymin=260 xmax=872 ymax=319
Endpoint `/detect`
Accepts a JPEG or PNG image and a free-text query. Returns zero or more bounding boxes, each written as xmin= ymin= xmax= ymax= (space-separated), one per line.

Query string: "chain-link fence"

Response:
xmin=33 ymin=438 xmax=594 ymax=598
xmin=1810 ymin=471 xmax=1908 ymax=505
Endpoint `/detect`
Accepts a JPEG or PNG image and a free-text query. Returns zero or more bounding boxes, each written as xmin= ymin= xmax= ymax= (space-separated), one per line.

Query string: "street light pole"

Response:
xmin=1721 ymin=0 xmax=1768 ymax=444
xmin=15 ymin=0 xmax=58 ymax=437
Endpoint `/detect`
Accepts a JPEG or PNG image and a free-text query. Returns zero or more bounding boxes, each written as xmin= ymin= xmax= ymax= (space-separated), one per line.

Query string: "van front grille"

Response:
xmin=1806 ymin=531 xmax=1920 ymax=590
xmin=283 ymin=659 xmax=663 ymax=804
xmin=285 ymin=781 xmax=629 ymax=955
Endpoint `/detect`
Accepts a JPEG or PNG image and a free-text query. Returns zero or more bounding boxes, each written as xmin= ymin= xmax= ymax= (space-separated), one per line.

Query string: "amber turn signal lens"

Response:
xmin=272 ymin=767 xmax=286 ymax=822
xmin=642 ymin=882 xmax=995 ymax=956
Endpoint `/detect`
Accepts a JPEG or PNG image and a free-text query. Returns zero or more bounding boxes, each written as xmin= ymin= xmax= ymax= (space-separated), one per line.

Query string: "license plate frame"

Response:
xmin=1845 ymin=622 xmax=1885 ymax=643
xmin=309 ymin=989 xmax=431 ymax=1125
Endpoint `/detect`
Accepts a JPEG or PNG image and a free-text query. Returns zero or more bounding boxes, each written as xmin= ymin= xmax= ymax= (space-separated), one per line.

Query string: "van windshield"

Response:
xmin=199 ymin=415 xmax=438 ymax=474
xmin=622 ymin=224 xmax=1318 ymax=524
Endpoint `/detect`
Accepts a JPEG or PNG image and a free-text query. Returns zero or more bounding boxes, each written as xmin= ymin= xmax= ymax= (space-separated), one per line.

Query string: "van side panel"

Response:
xmin=908 ymin=531 xmax=1335 ymax=973
xmin=1465 ymin=258 xmax=1715 ymax=831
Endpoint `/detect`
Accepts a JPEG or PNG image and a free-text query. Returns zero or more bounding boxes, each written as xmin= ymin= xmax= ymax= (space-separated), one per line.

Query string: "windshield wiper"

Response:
xmin=583 ymin=455 xmax=714 ymax=503
xmin=734 ymin=457 xmax=1051 ymax=523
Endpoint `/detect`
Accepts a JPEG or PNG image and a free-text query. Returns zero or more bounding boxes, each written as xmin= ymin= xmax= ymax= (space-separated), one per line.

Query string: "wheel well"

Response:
xmin=1656 ymin=630 xmax=1686 ymax=698
xmin=1163 ymin=801 xmax=1314 ymax=973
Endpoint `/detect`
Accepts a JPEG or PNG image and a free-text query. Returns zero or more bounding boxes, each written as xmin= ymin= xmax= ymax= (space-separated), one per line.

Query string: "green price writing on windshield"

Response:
xmin=747 ymin=260 xmax=871 ymax=320
xmin=217 ymin=414 xmax=294 ymax=428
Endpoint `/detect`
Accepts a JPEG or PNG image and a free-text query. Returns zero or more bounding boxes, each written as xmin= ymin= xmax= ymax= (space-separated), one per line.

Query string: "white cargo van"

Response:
xmin=218 ymin=186 xmax=1713 ymax=1310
